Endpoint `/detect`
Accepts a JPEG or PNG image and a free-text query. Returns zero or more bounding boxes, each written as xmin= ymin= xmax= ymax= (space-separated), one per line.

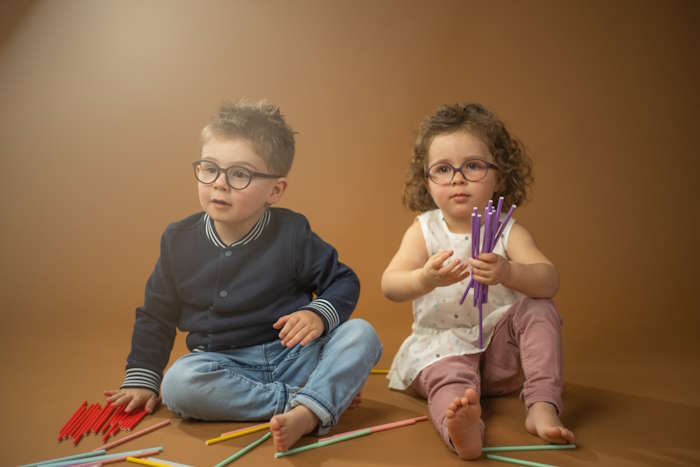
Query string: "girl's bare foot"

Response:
xmin=524 ymin=401 xmax=575 ymax=444
xmin=445 ymin=388 xmax=482 ymax=460
xmin=270 ymin=405 xmax=319 ymax=452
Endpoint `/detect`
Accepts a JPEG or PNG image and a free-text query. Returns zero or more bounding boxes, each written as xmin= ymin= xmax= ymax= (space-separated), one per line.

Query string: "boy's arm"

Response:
xmin=121 ymin=233 xmax=180 ymax=395
xmin=381 ymin=220 xmax=469 ymax=302
xmin=495 ymin=223 xmax=559 ymax=298
xmin=293 ymin=219 xmax=359 ymax=333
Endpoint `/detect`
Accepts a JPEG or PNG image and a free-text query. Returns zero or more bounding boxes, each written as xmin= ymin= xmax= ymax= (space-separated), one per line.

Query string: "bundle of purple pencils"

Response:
xmin=458 ymin=196 xmax=516 ymax=348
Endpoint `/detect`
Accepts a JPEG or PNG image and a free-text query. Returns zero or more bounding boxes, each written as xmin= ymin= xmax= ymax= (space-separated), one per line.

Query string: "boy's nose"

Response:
xmin=213 ymin=173 xmax=230 ymax=190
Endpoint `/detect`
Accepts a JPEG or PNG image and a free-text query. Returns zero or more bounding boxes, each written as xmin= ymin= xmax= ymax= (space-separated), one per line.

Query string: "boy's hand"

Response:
xmin=273 ymin=310 xmax=324 ymax=348
xmin=470 ymin=252 xmax=510 ymax=286
xmin=419 ymin=250 xmax=470 ymax=290
xmin=104 ymin=388 xmax=159 ymax=413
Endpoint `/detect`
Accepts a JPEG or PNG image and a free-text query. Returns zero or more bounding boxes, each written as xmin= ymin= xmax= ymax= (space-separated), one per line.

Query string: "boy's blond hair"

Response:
xmin=201 ymin=100 xmax=296 ymax=175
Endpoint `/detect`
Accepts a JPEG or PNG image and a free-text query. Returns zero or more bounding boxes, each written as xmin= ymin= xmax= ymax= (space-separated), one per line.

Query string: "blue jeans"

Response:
xmin=161 ymin=319 xmax=382 ymax=433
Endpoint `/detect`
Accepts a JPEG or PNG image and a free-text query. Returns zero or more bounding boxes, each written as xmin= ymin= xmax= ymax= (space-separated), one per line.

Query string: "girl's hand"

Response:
xmin=470 ymin=252 xmax=511 ymax=286
xmin=419 ymin=250 xmax=470 ymax=291
xmin=273 ymin=310 xmax=324 ymax=348
xmin=104 ymin=388 xmax=159 ymax=413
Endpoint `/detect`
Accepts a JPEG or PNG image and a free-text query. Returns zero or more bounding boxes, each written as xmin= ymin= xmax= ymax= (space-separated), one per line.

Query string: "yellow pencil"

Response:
xmin=206 ymin=423 xmax=271 ymax=445
xmin=370 ymin=368 xmax=388 ymax=374
xmin=220 ymin=422 xmax=271 ymax=437
xmin=126 ymin=457 xmax=173 ymax=467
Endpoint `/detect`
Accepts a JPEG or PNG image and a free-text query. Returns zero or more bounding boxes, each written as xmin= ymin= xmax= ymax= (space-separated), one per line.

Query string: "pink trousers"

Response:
xmin=410 ymin=297 xmax=563 ymax=451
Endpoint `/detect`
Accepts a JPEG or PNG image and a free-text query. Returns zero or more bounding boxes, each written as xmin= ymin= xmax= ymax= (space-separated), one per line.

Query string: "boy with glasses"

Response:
xmin=105 ymin=100 xmax=381 ymax=452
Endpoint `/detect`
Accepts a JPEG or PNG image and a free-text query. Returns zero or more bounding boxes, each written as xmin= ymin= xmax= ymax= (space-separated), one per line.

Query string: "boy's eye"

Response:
xmin=204 ymin=166 xmax=218 ymax=174
xmin=229 ymin=168 xmax=250 ymax=179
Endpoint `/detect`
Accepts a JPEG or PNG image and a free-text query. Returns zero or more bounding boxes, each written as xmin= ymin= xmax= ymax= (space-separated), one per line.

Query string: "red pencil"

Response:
xmin=102 ymin=404 xmax=125 ymax=434
xmin=126 ymin=410 xmax=148 ymax=430
xmin=93 ymin=402 xmax=115 ymax=433
xmin=63 ymin=403 xmax=90 ymax=440
xmin=73 ymin=404 xmax=98 ymax=445
xmin=59 ymin=400 xmax=86 ymax=440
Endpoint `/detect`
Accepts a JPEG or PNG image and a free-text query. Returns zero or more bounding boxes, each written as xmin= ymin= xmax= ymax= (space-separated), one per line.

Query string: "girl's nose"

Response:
xmin=452 ymin=171 xmax=468 ymax=184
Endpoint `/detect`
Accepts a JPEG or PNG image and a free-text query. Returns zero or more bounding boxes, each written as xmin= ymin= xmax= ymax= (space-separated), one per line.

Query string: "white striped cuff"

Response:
xmin=121 ymin=368 xmax=161 ymax=395
xmin=301 ymin=298 xmax=340 ymax=332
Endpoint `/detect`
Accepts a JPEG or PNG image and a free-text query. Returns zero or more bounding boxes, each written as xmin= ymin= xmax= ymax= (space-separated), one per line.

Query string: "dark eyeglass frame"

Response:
xmin=425 ymin=159 xmax=499 ymax=185
xmin=192 ymin=160 xmax=283 ymax=190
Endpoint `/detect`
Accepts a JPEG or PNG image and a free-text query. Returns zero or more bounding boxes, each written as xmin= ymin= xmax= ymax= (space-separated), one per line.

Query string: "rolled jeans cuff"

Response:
xmin=287 ymin=391 xmax=334 ymax=435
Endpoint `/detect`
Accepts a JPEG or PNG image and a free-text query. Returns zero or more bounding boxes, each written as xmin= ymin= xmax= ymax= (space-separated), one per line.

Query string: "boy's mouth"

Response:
xmin=211 ymin=199 xmax=232 ymax=206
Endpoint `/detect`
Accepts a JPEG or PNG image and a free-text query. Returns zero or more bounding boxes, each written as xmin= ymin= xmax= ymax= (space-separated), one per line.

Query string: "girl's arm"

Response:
xmin=381 ymin=220 xmax=469 ymax=302
xmin=471 ymin=223 xmax=559 ymax=298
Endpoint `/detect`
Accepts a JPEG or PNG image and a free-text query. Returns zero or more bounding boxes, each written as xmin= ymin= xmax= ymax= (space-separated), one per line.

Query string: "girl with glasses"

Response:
xmin=381 ymin=103 xmax=574 ymax=459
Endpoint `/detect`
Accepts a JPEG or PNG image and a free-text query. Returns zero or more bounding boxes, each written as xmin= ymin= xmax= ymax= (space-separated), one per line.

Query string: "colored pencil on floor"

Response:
xmin=483 ymin=444 xmax=576 ymax=453
xmin=215 ymin=431 xmax=271 ymax=467
xmin=486 ymin=453 xmax=558 ymax=467
xmin=219 ymin=422 xmax=270 ymax=438
xmin=34 ymin=447 xmax=162 ymax=467
xmin=206 ymin=423 xmax=269 ymax=445
xmin=126 ymin=457 xmax=179 ymax=467
xmin=96 ymin=419 xmax=171 ymax=451
xmin=319 ymin=415 xmax=428 ymax=442
xmin=276 ymin=415 xmax=428 ymax=458
xmin=369 ymin=368 xmax=388 ymax=374
xmin=19 ymin=450 xmax=106 ymax=467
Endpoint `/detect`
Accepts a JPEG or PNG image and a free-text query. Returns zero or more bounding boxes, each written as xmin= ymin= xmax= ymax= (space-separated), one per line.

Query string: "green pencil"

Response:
xmin=483 ymin=444 xmax=576 ymax=453
xmin=486 ymin=454 xmax=558 ymax=467
xmin=274 ymin=429 xmax=371 ymax=458
xmin=214 ymin=431 xmax=271 ymax=467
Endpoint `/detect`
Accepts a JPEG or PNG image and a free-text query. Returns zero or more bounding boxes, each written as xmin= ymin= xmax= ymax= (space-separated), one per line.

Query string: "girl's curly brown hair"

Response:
xmin=403 ymin=103 xmax=533 ymax=212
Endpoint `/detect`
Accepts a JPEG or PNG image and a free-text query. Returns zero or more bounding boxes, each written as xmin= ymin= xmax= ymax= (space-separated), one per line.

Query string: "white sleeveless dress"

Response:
xmin=388 ymin=209 xmax=520 ymax=390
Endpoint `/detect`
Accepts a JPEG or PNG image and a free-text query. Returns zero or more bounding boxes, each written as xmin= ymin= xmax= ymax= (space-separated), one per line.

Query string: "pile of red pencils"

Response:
xmin=58 ymin=401 xmax=148 ymax=446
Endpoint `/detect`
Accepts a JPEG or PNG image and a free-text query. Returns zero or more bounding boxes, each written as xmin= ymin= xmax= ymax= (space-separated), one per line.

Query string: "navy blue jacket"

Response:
xmin=122 ymin=208 xmax=360 ymax=394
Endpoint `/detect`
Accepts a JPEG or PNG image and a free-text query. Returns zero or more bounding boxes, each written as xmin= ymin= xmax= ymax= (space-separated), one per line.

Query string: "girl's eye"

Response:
xmin=466 ymin=161 xmax=484 ymax=171
xmin=436 ymin=165 xmax=451 ymax=174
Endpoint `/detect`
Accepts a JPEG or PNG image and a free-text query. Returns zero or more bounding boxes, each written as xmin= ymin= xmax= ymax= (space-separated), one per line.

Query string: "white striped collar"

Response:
xmin=203 ymin=209 xmax=271 ymax=249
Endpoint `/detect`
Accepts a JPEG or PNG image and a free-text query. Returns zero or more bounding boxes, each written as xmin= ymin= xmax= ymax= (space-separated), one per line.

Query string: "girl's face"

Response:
xmin=425 ymin=130 xmax=500 ymax=231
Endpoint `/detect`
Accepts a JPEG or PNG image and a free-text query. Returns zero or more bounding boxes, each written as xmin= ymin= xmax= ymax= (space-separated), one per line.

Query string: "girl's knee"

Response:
xmin=515 ymin=298 xmax=562 ymax=327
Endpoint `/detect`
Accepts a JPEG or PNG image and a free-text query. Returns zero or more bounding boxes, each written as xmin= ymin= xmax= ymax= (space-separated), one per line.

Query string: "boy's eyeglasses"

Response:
xmin=426 ymin=159 xmax=499 ymax=185
xmin=192 ymin=160 xmax=283 ymax=190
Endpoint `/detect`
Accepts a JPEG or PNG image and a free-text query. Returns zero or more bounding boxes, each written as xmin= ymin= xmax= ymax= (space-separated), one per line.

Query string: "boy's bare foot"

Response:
xmin=524 ymin=401 xmax=575 ymax=444
xmin=270 ymin=405 xmax=319 ymax=452
xmin=445 ymin=388 xmax=482 ymax=460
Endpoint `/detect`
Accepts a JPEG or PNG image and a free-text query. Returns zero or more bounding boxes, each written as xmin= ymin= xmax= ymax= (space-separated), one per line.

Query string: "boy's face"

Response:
xmin=198 ymin=137 xmax=286 ymax=229
xmin=426 ymin=130 xmax=500 ymax=227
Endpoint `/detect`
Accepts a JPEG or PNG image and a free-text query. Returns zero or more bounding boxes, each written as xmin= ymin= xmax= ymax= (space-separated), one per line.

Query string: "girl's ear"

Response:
xmin=266 ymin=178 xmax=287 ymax=205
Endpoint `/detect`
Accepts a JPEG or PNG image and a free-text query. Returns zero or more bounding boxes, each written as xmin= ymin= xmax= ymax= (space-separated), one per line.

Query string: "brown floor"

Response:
xmin=2 ymin=329 xmax=699 ymax=467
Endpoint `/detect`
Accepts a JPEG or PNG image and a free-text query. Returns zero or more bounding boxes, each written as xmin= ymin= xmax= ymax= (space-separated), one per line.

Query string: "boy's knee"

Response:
xmin=161 ymin=361 xmax=199 ymax=410
xmin=343 ymin=319 xmax=383 ymax=360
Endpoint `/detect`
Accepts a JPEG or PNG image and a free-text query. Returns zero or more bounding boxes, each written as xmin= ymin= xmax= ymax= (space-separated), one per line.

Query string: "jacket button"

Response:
xmin=219 ymin=290 xmax=228 ymax=298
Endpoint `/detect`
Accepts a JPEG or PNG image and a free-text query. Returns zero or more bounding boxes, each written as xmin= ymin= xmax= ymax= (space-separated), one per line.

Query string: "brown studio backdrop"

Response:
xmin=1 ymin=0 xmax=699 ymax=427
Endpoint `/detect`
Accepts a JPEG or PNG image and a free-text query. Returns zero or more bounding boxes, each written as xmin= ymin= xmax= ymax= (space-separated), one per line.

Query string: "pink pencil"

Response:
xmin=95 ymin=419 xmax=171 ymax=451
xmin=318 ymin=415 xmax=428 ymax=442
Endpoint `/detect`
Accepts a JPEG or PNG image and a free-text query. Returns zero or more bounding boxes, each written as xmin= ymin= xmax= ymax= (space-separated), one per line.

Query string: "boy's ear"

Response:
xmin=266 ymin=178 xmax=287 ymax=205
